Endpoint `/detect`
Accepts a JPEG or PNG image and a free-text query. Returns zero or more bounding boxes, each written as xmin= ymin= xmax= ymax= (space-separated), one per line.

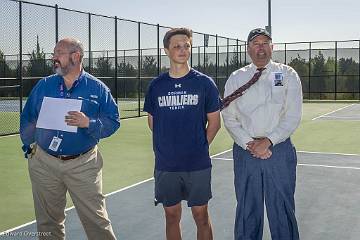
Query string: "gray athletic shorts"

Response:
xmin=154 ymin=167 xmax=212 ymax=207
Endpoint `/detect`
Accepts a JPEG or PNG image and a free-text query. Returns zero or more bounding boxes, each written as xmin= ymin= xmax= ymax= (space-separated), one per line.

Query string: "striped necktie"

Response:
xmin=221 ymin=67 xmax=266 ymax=110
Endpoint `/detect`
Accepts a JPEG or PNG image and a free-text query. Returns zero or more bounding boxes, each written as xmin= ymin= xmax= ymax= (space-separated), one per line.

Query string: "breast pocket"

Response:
xmin=81 ymin=99 xmax=100 ymax=118
xmin=271 ymin=85 xmax=286 ymax=104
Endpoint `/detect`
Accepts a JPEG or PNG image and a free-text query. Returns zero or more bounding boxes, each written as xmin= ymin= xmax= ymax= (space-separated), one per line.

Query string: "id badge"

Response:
xmin=272 ymin=72 xmax=284 ymax=86
xmin=48 ymin=136 xmax=62 ymax=152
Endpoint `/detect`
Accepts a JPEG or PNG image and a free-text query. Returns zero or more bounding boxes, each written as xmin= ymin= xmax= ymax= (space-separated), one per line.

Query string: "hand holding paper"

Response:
xmin=36 ymin=97 xmax=83 ymax=132
xmin=65 ymin=111 xmax=90 ymax=128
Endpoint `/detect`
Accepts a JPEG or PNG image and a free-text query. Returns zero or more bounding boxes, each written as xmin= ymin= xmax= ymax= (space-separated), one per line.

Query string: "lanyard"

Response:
xmin=59 ymin=74 xmax=81 ymax=98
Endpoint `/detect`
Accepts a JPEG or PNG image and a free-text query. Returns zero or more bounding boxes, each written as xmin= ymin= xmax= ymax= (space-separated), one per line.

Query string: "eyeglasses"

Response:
xmin=52 ymin=51 xmax=76 ymax=57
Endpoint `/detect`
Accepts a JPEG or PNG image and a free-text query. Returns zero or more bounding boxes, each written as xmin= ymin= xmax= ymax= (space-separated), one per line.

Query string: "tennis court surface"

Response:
xmin=2 ymin=149 xmax=360 ymax=240
xmin=312 ymin=103 xmax=360 ymax=121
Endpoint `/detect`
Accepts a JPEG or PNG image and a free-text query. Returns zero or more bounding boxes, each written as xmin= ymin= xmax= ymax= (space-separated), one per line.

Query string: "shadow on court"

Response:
xmin=3 ymin=151 xmax=360 ymax=239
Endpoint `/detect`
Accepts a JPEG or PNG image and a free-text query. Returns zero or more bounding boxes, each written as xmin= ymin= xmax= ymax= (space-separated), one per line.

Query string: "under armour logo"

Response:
xmin=175 ymin=84 xmax=182 ymax=88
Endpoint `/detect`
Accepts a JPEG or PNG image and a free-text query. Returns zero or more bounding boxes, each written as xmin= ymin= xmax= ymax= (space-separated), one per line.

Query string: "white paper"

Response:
xmin=36 ymin=97 xmax=83 ymax=133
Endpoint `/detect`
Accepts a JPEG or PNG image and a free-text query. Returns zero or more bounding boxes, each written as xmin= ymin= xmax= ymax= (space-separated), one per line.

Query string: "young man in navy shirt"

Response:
xmin=144 ymin=28 xmax=221 ymax=240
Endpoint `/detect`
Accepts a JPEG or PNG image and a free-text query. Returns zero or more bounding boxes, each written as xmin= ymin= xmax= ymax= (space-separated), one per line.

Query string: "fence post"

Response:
xmin=226 ymin=38 xmax=229 ymax=79
xmin=244 ymin=42 xmax=247 ymax=66
xmin=308 ymin=42 xmax=312 ymax=100
xmin=203 ymin=34 xmax=206 ymax=72
xmin=190 ymin=38 xmax=193 ymax=68
xmin=198 ymin=46 xmax=200 ymax=71
xmin=19 ymin=1 xmax=23 ymax=113
xmin=284 ymin=43 xmax=287 ymax=64
xmin=88 ymin=13 xmax=92 ymax=74
xmin=236 ymin=39 xmax=240 ymax=68
xmin=55 ymin=4 xmax=58 ymax=43
xmin=157 ymin=24 xmax=160 ymax=76
xmin=3 ymin=55 xmax=6 ymax=81
xmin=138 ymin=22 xmax=141 ymax=117
xmin=190 ymin=45 xmax=193 ymax=68
xmin=334 ymin=41 xmax=337 ymax=100
xmin=215 ymin=34 xmax=218 ymax=85
xmin=114 ymin=16 xmax=118 ymax=103
xmin=123 ymin=50 xmax=126 ymax=98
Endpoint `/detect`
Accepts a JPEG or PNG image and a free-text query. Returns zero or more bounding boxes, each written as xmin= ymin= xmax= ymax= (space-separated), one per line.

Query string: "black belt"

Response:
xmin=49 ymin=147 xmax=94 ymax=161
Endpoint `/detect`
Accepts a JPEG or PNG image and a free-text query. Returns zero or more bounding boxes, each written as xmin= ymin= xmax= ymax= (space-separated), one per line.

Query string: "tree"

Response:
xmin=338 ymin=57 xmax=359 ymax=94
xmin=288 ymin=54 xmax=310 ymax=94
xmin=27 ymin=35 xmax=52 ymax=77
xmin=119 ymin=61 xmax=137 ymax=77
xmin=229 ymin=51 xmax=239 ymax=70
xmin=140 ymin=55 xmax=158 ymax=98
xmin=142 ymin=55 xmax=157 ymax=77
xmin=94 ymin=52 xmax=113 ymax=77
xmin=118 ymin=61 xmax=137 ymax=98
xmin=215 ymin=48 xmax=238 ymax=79
xmin=310 ymin=51 xmax=328 ymax=94
xmin=288 ymin=54 xmax=309 ymax=77
xmin=338 ymin=57 xmax=358 ymax=75
xmin=0 ymin=50 xmax=11 ymax=80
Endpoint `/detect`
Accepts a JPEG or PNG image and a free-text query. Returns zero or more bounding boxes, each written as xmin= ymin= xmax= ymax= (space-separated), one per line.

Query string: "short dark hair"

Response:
xmin=163 ymin=28 xmax=193 ymax=49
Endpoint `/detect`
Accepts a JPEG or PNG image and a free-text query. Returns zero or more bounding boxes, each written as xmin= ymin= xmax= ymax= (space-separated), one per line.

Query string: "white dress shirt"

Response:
xmin=222 ymin=60 xmax=303 ymax=150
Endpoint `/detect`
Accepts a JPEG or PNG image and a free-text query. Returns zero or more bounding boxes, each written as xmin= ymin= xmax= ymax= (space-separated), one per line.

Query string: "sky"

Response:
xmin=23 ymin=0 xmax=360 ymax=43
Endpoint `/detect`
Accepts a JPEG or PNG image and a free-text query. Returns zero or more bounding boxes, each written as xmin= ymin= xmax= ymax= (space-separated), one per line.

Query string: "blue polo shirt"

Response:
xmin=20 ymin=71 xmax=120 ymax=157
xmin=143 ymin=69 xmax=220 ymax=172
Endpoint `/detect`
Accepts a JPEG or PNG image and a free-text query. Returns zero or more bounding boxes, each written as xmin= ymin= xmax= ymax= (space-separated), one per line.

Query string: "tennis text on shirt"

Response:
xmin=158 ymin=91 xmax=198 ymax=110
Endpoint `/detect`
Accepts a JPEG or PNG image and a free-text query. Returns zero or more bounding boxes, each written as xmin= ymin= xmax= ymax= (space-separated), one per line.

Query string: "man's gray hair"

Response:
xmin=59 ymin=37 xmax=85 ymax=61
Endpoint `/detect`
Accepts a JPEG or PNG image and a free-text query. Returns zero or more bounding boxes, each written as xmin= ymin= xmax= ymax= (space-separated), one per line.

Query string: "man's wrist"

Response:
xmin=87 ymin=118 xmax=97 ymax=129
xmin=84 ymin=117 xmax=90 ymax=128
xmin=266 ymin=137 xmax=273 ymax=147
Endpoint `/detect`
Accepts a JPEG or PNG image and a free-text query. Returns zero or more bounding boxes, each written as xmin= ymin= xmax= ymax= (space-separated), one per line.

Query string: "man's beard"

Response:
xmin=53 ymin=59 xmax=75 ymax=76
xmin=54 ymin=66 xmax=67 ymax=76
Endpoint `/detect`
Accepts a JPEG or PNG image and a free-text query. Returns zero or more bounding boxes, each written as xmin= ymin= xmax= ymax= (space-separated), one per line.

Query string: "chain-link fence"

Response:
xmin=272 ymin=40 xmax=360 ymax=100
xmin=1 ymin=0 xmax=360 ymax=136
xmin=0 ymin=85 xmax=21 ymax=135
xmin=0 ymin=0 xmax=242 ymax=135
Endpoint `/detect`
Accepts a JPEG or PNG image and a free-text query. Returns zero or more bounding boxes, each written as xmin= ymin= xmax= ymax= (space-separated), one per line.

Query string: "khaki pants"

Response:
xmin=28 ymin=145 xmax=116 ymax=240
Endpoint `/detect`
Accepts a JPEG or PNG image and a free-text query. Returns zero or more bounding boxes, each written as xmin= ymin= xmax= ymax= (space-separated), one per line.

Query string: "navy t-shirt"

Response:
xmin=143 ymin=69 xmax=220 ymax=172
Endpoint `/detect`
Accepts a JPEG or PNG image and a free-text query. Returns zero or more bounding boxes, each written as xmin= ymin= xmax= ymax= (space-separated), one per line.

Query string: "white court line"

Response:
xmin=213 ymin=150 xmax=360 ymax=158
xmin=297 ymin=150 xmax=360 ymax=157
xmin=121 ymin=115 xmax=147 ymax=121
xmin=0 ymin=221 xmax=37 ymax=236
xmin=105 ymin=178 xmax=153 ymax=197
xmin=0 ymin=149 xmax=231 ymax=235
xmin=314 ymin=115 xmax=360 ymax=120
xmin=0 ymin=178 xmax=154 ymax=236
xmin=0 ymin=133 xmax=19 ymax=138
xmin=213 ymin=153 xmax=360 ymax=170
xmin=213 ymin=157 xmax=232 ymax=161
xmin=211 ymin=148 xmax=232 ymax=158
xmin=298 ymin=163 xmax=360 ymax=170
xmin=311 ymin=104 xmax=355 ymax=121
xmin=119 ymin=101 xmax=141 ymax=104
xmin=213 ymin=157 xmax=360 ymax=170
xmin=213 ymin=157 xmax=360 ymax=171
